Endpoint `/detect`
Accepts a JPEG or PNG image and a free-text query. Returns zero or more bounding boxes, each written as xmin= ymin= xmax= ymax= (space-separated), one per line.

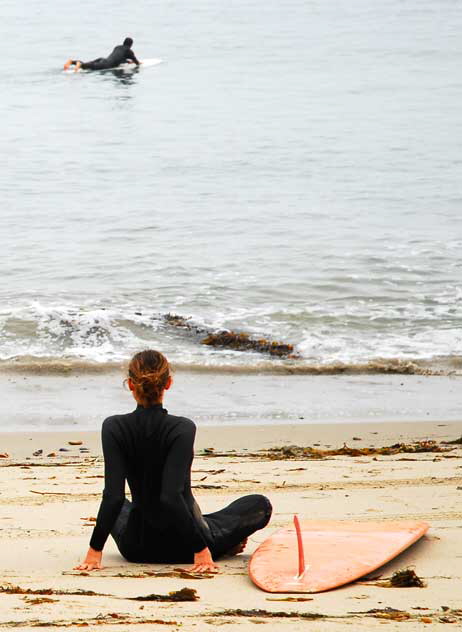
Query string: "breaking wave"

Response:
xmin=0 ymin=300 xmax=461 ymax=376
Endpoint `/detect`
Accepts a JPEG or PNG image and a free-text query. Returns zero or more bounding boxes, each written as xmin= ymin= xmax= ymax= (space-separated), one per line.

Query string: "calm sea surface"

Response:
xmin=1 ymin=0 xmax=461 ymax=373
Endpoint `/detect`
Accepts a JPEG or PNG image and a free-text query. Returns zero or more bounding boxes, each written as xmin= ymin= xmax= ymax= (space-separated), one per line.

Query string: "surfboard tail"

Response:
xmin=294 ymin=514 xmax=306 ymax=577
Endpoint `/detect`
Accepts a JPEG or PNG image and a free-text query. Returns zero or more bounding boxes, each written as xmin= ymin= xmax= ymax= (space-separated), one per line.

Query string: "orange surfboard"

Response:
xmin=249 ymin=517 xmax=429 ymax=593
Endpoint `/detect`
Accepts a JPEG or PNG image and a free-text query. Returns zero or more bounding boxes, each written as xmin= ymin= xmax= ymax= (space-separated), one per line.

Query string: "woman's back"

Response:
xmin=104 ymin=404 xmax=196 ymax=526
xmin=90 ymin=404 xmax=207 ymax=557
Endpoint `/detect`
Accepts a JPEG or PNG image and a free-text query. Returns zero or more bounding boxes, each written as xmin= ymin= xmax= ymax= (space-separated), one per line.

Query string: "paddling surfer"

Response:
xmin=64 ymin=37 xmax=140 ymax=72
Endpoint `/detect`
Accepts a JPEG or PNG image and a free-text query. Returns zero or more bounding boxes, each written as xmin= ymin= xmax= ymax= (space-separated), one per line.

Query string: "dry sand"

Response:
xmin=0 ymin=421 xmax=461 ymax=631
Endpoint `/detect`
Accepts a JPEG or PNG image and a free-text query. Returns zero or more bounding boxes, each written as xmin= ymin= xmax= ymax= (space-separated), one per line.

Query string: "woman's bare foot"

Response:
xmin=225 ymin=538 xmax=248 ymax=557
xmin=63 ymin=59 xmax=72 ymax=70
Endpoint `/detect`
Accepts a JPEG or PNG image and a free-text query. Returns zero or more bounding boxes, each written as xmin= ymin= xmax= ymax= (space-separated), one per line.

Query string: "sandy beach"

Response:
xmin=0 ymin=403 xmax=461 ymax=630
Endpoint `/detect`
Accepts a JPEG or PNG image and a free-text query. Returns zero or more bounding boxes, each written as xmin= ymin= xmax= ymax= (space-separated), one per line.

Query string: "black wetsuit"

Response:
xmin=76 ymin=44 xmax=139 ymax=71
xmin=90 ymin=404 xmax=272 ymax=563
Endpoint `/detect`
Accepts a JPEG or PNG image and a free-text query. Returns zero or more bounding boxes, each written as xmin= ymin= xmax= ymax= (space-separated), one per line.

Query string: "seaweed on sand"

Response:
xmin=210 ymin=609 xmax=324 ymax=620
xmin=442 ymin=436 xmax=462 ymax=445
xmin=0 ymin=614 xmax=178 ymax=627
xmin=0 ymin=584 xmax=200 ymax=602
xmin=0 ymin=584 xmax=106 ymax=597
xmin=23 ymin=597 xmax=58 ymax=605
xmin=131 ymin=587 xmax=199 ymax=602
xmin=390 ymin=569 xmax=425 ymax=587
xmin=358 ymin=608 xmax=411 ymax=621
xmin=112 ymin=568 xmax=213 ymax=580
xmin=264 ymin=440 xmax=453 ymax=460
xmin=361 ymin=568 xmax=426 ymax=588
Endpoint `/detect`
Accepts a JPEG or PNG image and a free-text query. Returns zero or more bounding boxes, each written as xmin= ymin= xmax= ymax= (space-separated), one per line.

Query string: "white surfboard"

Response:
xmin=64 ymin=58 xmax=162 ymax=73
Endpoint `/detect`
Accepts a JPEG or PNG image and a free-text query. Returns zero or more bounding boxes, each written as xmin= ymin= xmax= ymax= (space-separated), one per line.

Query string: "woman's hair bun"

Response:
xmin=128 ymin=350 xmax=170 ymax=407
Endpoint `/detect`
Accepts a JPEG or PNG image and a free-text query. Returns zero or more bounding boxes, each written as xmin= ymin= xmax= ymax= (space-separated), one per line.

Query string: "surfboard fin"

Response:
xmin=294 ymin=514 xmax=306 ymax=578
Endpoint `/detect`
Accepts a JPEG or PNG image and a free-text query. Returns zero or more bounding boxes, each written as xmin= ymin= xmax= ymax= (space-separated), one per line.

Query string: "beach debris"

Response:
xmin=131 ymin=587 xmax=199 ymax=602
xmin=2 ymin=460 xmax=84 ymax=468
xmin=68 ymin=441 xmax=83 ymax=446
xmin=262 ymin=440 xmax=454 ymax=460
xmin=59 ymin=448 xmax=70 ymax=452
xmin=30 ymin=490 xmax=68 ymax=496
xmin=194 ymin=468 xmax=225 ymax=475
xmin=266 ymin=597 xmax=314 ymax=602
xmin=442 ymin=436 xmax=462 ymax=445
xmin=23 ymin=596 xmax=58 ymax=605
xmin=359 ymin=607 xmax=411 ymax=621
xmin=0 ymin=614 xmax=179 ymax=627
xmin=211 ymin=609 xmax=325 ymax=620
xmin=32 ymin=450 xmax=42 ymax=457
xmin=46 ymin=452 xmax=56 ymax=457
xmin=160 ymin=568 xmax=215 ymax=580
xmin=66 ymin=568 xmax=214 ymax=580
xmin=163 ymin=313 xmax=297 ymax=358
xmin=0 ymin=584 xmax=107 ymax=597
xmin=0 ymin=453 xmax=9 ymax=458
xmin=196 ymin=439 xmax=459 ymax=461
xmin=80 ymin=516 xmax=96 ymax=522
xmin=390 ymin=569 xmax=425 ymax=588
xmin=62 ymin=567 xmax=214 ymax=580
xmin=163 ymin=313 xmax=199 ymax=330
xmin=192 ymin=484 xmax=226 ymax=489
xmin=360 ymin=568 xmax=426 ymax=588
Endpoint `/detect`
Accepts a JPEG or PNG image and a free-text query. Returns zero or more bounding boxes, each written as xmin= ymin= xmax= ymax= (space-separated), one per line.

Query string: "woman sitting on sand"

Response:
xmin=75 ymin=350 xmax=272 ymax=573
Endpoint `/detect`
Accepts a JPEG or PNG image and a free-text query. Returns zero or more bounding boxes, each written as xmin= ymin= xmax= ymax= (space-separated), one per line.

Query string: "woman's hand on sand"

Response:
xmin=74 ymin=547 xmax=103 ymax=571
xmin=189 ymin=547 xmax=218 ymax=574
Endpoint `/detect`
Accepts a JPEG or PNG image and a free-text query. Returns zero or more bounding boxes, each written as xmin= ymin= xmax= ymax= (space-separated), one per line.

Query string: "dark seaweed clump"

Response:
xmin=202 ymin=331 xmax=296 ymax=358
xmin=442 ymin=436 xmax=462 ymax=445
xmin=390 ymin=569 xmax=425 ymax=588
xmin=163 ymin=313 xmax=297 ymax=358
xmin=131 ymin=587 xmax=199 ymax=602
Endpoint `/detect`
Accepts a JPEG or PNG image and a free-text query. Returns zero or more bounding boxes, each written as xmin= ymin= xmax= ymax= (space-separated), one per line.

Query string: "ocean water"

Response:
xmin=1 ymin=0 xmax=461 ymax=374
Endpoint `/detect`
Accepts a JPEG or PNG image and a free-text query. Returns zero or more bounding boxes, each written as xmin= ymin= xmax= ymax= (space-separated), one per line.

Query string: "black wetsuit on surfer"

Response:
xmin=64 ymin=37 xmax=140 ymax=72
xmin=74 ymin=349 xmax=272 ymax=574
xmin=90 ymin=404 xmax=272 ymax=563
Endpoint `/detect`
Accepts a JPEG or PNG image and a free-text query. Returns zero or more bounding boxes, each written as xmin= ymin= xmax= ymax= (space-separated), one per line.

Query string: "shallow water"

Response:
xmin=1 ymin=0 xmax=461 ymax=373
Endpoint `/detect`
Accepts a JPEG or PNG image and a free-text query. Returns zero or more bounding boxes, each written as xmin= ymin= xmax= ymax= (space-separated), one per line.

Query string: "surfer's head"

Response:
xmin=126 ymin=350 xmax=172 ymax=407
xmin=123 ymin=37 xmax=134 ymax=48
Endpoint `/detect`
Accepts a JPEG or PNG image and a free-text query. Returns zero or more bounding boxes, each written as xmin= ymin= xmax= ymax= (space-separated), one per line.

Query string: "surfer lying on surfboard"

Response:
xmin=74 ymin=349 xmax=272 ymax=574
xmin=64 ymin=37 xmax=140 ymax=72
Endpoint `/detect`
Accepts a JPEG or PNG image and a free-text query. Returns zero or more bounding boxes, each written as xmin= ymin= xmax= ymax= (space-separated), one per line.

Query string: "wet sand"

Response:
xmin=0 ymin=371 xmax=461 ymax=431
xmin=0 ymin=417 xmax=461 ymax=630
